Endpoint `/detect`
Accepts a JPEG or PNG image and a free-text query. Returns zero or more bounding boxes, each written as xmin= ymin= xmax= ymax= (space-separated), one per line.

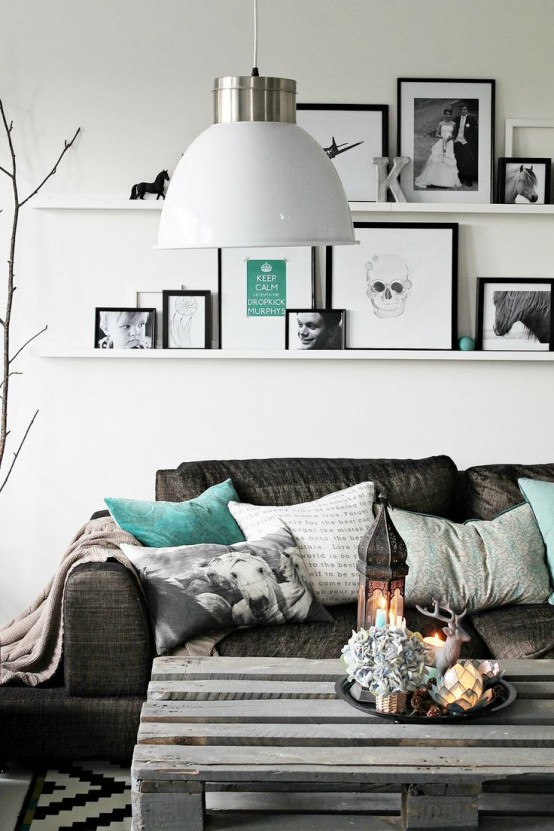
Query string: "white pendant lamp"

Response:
xmin=157 ymin=2 xmax=355 ymax=249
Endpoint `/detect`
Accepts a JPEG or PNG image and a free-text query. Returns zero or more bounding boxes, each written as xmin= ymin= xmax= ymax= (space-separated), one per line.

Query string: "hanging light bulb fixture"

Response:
xmin=157 ymin=0 xmax=356 ymax=249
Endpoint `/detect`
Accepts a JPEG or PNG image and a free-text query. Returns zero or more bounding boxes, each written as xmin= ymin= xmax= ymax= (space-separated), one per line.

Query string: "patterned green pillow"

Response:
xmin=105 ymin=479 xmax=245 ymax=548
xmin=390 ymin=503 xmax=551 ymax=612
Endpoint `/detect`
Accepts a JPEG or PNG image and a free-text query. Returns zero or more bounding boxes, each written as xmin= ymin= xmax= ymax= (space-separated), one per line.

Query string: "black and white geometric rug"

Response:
xmin=17 ymin=762 xmax=131 ymax=831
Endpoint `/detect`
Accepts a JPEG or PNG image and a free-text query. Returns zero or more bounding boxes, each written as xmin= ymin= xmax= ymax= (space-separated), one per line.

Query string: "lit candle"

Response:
xmin=374 ymin=597 xmax=387 ymax=628
xmin=424 ymin=633 xmax=445 ymax=650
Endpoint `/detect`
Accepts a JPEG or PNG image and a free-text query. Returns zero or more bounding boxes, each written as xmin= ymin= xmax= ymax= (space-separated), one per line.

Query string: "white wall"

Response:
xmin=2 ymin=0 xmax=554 ymax=620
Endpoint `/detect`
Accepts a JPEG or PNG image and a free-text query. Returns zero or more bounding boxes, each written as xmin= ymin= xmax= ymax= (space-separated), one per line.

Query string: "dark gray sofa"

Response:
xmin=2 ymin=454 xmax=554 ymax=763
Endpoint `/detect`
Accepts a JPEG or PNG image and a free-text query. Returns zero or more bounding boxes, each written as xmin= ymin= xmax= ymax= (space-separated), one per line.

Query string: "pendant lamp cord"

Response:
xmin=251 ymin=0 xmax=259 ymax=76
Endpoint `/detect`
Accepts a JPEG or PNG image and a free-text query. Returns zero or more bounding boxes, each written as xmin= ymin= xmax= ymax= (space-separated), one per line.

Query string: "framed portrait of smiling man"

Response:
xmin=326 ymin=222 xmax=458 ymax=350
xmin=285 ymin=309 xmax=346 ymax=351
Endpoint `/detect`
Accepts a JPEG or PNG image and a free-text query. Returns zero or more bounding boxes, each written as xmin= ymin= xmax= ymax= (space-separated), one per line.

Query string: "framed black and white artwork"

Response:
xmin=162 ymin=290 xmax=211 ymax=349
xmin=476 ymin=278 xmax=553 ymax=351
xmin=219 ymin=247 xmax=315 ymax=349
xmin=397 ymin=78 xmax=495 ymax=203
xmin=497 ymin=158 xmax=551 ymax=205
xmin=296 ymin=104 xmax=388 ymax=202
xmin=285 ymin=309 xmax=346 ymax=351
xmin=327 ymin=222 xmax=458 ymax=350
xmin=94 ymin=307 xmax=156 ymax=349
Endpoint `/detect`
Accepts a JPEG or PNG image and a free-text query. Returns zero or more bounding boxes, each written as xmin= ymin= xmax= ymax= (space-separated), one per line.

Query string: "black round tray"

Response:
xmin=335 ymin=676 xmax=517 ymax=723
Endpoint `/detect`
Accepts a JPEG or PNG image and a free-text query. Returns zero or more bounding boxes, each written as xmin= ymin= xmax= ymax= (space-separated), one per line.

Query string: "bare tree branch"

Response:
xmin=19 ymin=127 xmax=81 ymax=208
xmin=9 ymin=324 xmax=48 ymax=364
xmin=0 ymin=371 xmax=23 ymax=389
xmin=0 ymin=409 xmax=39 ymax=494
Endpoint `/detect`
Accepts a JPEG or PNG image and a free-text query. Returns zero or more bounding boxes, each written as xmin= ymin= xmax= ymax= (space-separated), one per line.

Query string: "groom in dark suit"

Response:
xmin=453 ymin=102 xmax=478 ymax=186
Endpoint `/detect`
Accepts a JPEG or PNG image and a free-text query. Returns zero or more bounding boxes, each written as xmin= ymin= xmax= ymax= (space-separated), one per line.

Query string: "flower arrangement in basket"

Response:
xmin=341 ymin=625 xmax=433 ymax=714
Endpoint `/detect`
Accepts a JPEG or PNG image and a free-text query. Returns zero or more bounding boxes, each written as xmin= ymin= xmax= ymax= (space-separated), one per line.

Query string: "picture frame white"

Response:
xmin=397 ymin=78 xmax=495 ymax=204
xmin=296 ymin=104 xmax=388 ymax=202
xmin=327 ymin=222 xmax=458 ymax=350
xmin=218 ymin=247 xmax=315 ymax=350
xmin=504 ymin=118 xmax=554 ymax=157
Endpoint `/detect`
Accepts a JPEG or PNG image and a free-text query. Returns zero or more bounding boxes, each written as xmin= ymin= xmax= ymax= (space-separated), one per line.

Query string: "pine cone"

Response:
xmin=426 ymin=705 xmax=443 ymax=718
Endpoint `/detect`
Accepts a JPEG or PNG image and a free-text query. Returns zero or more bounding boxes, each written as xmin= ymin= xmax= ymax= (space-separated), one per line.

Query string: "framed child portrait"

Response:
xmin=285 ymin=309 xmax=346 ymax=351
xmin=397 ymin=77 xmax=495 ymax=204
xmin=94 ymin=307 xmax=156 ymax=349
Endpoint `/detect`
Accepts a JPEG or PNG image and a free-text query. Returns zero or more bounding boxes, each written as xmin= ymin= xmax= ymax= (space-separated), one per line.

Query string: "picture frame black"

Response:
xmin=218 ymin=247 xmax=315 ymax=350
xmin=94 ymin=306 xmax=156 ymax=350
xmin=397 ymin=78 xmax=495 ymax=204
xmin=496 ymin=158 xmax=551 ymax=205
xmin=162 ymin=290 xmax=211 ymax=349
xmin=326 ymin=222 xmax=458 ymax=350
xmin=296 ymin=104 xmax=388 ymax=202
xmin=285 ymin=309 xmax=346 ymax=351
xmin=476 ymin=278 xmax=554 ymax=351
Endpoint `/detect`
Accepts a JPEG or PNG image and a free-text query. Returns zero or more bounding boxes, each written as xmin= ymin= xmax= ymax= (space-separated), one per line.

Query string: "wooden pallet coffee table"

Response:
xmin=131 ymin=656 xmax=554 ymax=831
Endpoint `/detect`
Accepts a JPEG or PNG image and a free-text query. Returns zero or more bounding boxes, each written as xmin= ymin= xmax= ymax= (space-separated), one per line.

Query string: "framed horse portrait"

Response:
xmin=476 ymin=278 xmax=554 ymax=351
xmin=397 ymin=78 xmax=495 ymax=204
xmin=296 ymin=104 xmax=389 ymax=202
xmin=326 ymin=222 xmax=458 ymax=350
xmin=497 ymin=158 xmax=551 ymax=205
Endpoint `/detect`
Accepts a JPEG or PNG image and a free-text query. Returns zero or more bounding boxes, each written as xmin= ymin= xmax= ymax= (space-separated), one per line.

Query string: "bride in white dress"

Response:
xmin=415 ymin=109 xmax=462 ymax=189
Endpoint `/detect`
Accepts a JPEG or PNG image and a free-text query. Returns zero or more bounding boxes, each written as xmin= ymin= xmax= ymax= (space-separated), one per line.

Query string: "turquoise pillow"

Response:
xmin=519 ymin=477 xmax=554 ymax=604
xmin=105 ymin=479 xmax=245 ymax=548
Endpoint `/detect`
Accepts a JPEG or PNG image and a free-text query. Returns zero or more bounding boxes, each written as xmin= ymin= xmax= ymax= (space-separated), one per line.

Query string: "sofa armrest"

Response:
xmin=63 ymin=561 xmax=154 ymax=696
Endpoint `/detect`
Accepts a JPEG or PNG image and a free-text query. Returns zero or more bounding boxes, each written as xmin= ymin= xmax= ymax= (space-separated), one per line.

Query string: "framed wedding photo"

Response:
xmin=497 ymin=158 xmax=551 ymax=205
xmin=397 ymin=78 xmax=495 ymax=203
xmin=285 ymin=309 xmax=346 ymax=351
xmin=94 ymin=307 xmax=156 ymax=350
xmin=327 ymin=222 xmax=458 ymax=350
xmin=476 ymin=278 xmax=554 ymax=351
xmin=296 ymin=104 xmax=388 ymax=202
xmin=219 ymin=247 xmax=315 ymax=349
xmin=162 ymin=290 xmax=211 ymax=349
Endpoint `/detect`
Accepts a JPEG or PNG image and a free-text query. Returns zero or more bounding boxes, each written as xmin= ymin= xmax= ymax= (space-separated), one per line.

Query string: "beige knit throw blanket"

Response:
xmin=0 ymin=515 xmax=223 ymax=687
xmin=0 ymin=515 xmax=141 ymax=687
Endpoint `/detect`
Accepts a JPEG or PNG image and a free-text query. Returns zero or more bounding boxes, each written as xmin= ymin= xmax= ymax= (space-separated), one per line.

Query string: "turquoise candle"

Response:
xmin=375 ymin=608 xmax=387 ymax=628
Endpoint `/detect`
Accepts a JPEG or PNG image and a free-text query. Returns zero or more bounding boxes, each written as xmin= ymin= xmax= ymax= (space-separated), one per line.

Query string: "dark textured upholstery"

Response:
xmin=217 ymin=602 xmax=491 ymax=660
xmin=0 ymin=686 xmax=143 ymax=763
xmin=462 ymin=462 xmax=554 ymax=520
xmin=156 ymin=455 xmax=459 ymax=518
xmin=64 ymin=562 xmax=154 ymax=696
xmin=471 ymin=604 xmax=554 ymax=659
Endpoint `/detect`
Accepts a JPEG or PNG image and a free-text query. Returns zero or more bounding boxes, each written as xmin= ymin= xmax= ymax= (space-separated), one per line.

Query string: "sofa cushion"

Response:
xmin=156 ymin=455 xmax=459 ymax=518
xmin=471 ymin=604 xmax=554 ymax=659
xmin=519 ymin=477 xmax=554 ymax=603
xmin=121 ymin=527 xmax=332 ymax=655
xmin=229 ymin=482 xmax=374 ymax=605
xmin=462 ymin=462 xmax=554 ymax=520
xmin=391 ymin=502 xmax=551 ymax=613
xmin=105 ymin=479 xmax=245 ymax=548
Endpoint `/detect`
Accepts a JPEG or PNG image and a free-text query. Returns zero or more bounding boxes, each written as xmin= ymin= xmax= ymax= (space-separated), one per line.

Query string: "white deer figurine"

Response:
xmin=416 ymin=599 xmax=471 ymax=677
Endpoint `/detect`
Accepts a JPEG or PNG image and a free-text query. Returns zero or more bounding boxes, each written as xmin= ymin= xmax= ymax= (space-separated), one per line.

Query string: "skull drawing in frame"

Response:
xmin=365 ymin=254 xmax=412 ymax=318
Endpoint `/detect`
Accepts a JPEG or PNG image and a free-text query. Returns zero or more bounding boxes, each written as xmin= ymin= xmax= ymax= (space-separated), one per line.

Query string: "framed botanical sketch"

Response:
xmin=162 ymin=290 xmax=211 ymax=349
xmin=94 ymin=307 xmax=156 ymax=349
xmin=397 ymin=78 xmax=495 ymax=203
xmin=219 ymin=247 xmax=315 ymax=349
xmin=285 ymin=309 xmax=346 ymax=351
xmin=497 ymin=158 xmax=551 ymax=205
xmin=296 ymin=104 xmax=388 ymax=202
xmin=327 ymin=222 xmax=458 ymax=350
xmin=476 ymin=278 xmax=553 ymax=351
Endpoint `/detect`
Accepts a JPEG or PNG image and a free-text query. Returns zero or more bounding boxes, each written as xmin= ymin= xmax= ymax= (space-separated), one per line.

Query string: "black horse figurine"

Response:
xmin=130 ymin=170 xmax=169 ymax=200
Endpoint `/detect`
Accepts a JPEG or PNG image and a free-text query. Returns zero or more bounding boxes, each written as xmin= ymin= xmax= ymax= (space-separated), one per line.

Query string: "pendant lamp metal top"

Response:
xmin=156 ymin=3 xmax=355 ymax=249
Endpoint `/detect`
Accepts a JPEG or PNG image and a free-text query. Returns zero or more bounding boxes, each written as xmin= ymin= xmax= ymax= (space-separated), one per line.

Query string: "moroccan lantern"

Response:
xmin=356 ymin=494 xmax=409 ymax=630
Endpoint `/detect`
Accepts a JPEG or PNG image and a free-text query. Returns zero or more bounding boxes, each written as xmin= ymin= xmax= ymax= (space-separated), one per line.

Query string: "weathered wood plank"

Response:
xmin=140 ymin=697 xmax=554 ymax=726
xmin=205 ymin=813 xmax=403 ymax=831
xmin=137 ymin=720 xmax=554 ymax=748
xmin=147 ymin=679 xmax=337 ymax=699
xmin=481 ymin=820 xmax=554 ymax=831
xmin=479 ymin=792 xmax=554 ymax=814
xmin=512 ymin=681 xmax=554 ymax=698
xmin=205 ymin=790 xmax=401 ymax=813
xmin=132 ymin=777 xmax=204 ymax=831
xmin=402 ymin=783 xmax=480 ymax=830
